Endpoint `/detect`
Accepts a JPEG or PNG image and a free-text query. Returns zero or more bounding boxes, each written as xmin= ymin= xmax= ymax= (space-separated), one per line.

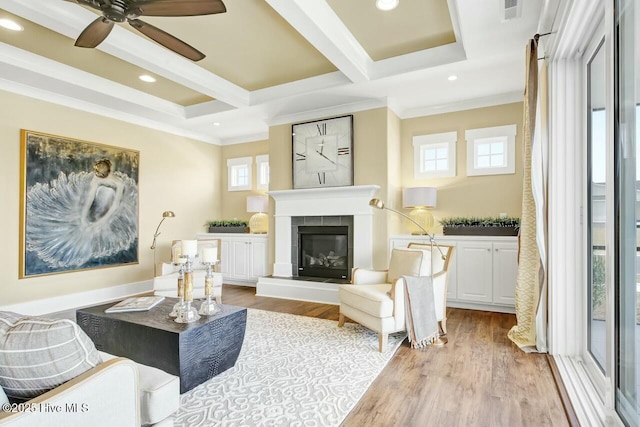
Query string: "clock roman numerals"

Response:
xmin=317 ymin=172 xmax=325 ymax=184
xmin=337 ymin=147 xmax=350 ymax=156
xmin=295 ymin=152 xmax=306 ymax=161
xmin=317 ymin=123 xmax=327 ymax=135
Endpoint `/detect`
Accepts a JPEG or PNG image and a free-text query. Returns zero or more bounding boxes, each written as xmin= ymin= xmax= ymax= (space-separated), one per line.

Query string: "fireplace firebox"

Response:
xmin=298 ymin=226 xmax=350 ymax=279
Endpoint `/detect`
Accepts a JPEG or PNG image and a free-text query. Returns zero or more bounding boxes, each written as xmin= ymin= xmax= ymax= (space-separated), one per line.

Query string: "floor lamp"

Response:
xmin=369 ymin=198 xmax=448 ymax=345
xmin=151 ymin=211 xmax=175 ymax=275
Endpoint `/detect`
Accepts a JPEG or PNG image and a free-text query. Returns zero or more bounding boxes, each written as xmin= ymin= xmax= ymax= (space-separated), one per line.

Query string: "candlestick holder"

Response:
xmin=175 ymin=255 xmax=201 ymax=323
xmin=169 ymin=262 xmax=185 ymax=318
xmin=199 ymin=261 xmax=220 ymax=316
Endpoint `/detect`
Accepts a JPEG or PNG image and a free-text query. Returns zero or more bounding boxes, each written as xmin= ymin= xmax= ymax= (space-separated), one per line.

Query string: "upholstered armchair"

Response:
xmin=153 ymin=239 xmax=223 ymax=302
xmin=337 ymin=243 xmax=454 ymax=352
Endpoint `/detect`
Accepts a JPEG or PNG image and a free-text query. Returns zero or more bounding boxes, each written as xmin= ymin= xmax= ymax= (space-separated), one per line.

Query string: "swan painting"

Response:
xmin=20 ymin=131 xmax=139 ymax=277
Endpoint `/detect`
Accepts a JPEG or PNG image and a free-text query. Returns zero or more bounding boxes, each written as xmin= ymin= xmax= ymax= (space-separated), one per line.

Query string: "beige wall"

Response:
xmin=0 ymin=90 xmax=221 ymax=306
xmin=220 ymin=139 xmax=269 ymax=221
xmin=401 ymin=102 xmax=524 ymax=234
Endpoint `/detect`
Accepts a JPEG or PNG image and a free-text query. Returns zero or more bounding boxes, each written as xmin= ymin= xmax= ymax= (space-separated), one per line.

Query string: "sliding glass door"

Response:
xmin=587 ymin=38 xmax=607 ymax=373
xmin=615 ymin=0 xmax=640 ymax=424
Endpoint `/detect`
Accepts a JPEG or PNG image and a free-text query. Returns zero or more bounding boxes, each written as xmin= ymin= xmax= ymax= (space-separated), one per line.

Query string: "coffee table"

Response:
xmin=76 ymin=298 xmax=247 ymax=393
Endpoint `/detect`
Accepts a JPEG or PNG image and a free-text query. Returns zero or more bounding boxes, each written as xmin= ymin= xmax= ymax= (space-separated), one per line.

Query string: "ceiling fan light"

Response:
xmin=139 ymin=74 xmax=156 ymax=83
xmin=376 ymin=0 xmax=399 ymax=11
xmin=448 ymin=75 xmax=458 ymax=81
xmin=0 ymin=19 xmax=23 ymax=32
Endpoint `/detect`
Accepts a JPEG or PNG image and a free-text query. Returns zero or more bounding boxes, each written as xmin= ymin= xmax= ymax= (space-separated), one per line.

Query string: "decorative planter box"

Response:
xmin=442 ymin=226 xmax=519 ymax=236
xmin=208 ymin=226 xmax=249 ymax=233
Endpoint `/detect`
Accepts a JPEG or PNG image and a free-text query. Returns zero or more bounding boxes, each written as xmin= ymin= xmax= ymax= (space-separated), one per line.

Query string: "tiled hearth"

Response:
xmin=256 ymin=185 xmax=380 ymax=305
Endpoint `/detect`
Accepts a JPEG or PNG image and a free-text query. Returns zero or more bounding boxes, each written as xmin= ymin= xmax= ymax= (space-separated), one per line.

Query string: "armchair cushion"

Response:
xmin=338 ymin=284 xmax=393 ymax=317
xmin=0 ymin=312 xmax=102 ymax=401
xmin=387 ymin=249 xmax=425 ymax=283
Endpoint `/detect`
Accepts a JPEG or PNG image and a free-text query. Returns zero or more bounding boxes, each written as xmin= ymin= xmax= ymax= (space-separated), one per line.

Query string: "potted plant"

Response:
xmin=439 ymin=216 xmax=520 ymax=236
xmin=205 ymin=219 xmax=249 ymax=233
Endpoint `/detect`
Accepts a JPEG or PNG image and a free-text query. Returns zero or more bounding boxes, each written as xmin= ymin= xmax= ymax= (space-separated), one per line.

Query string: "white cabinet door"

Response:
xmin=249 ymin=240 xmax=268 ymax=280
xmin=230 ymin=240 xmax=250 ymax=280
xmin=456 ymin=241 xmax=493 ymax=303
xmin=220 ymin=240 xmax=230 ymax=276
xmin=492 ymin=242 xmax=518 ymax=305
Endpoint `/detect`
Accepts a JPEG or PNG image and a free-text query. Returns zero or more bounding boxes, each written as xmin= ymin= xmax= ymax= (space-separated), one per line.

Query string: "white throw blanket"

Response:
xmin=402 ymin=275 xmax=439 ymax=348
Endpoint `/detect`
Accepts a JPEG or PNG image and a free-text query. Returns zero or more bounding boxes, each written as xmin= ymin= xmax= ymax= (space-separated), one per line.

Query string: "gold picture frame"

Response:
xmin=19 ymin=130 xmax=140 ymax=278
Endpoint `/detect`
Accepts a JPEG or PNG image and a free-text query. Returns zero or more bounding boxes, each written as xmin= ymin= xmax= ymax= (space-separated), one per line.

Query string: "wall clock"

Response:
xmin=292 ymin=115 xmax=353 ymax=189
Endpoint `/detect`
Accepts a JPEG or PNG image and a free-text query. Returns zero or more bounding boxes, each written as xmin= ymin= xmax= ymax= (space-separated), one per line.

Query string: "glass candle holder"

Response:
xmin=199 ymin=262 xmax=219 ymax=316
xmin=169 ymin=263 xmax=185 ymax=317
xmin=175 ymin=255 xmax=200 ymax=323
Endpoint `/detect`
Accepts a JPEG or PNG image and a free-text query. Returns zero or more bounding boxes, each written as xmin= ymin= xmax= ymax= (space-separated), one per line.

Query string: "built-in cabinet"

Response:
xmin=196 ymin=233 xmax=268 ymax=286
xmin=390 ymin=235 xmax=518 ymax=313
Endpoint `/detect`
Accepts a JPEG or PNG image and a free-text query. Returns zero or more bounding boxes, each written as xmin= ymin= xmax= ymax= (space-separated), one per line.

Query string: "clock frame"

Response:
xmin=292 ymin=115 xmax=354 ymax=189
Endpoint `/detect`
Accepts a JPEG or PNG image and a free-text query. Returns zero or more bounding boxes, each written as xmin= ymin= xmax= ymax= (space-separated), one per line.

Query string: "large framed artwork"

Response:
xmin=292 ymin=115 xmax=353 ymax=189
xmin=19 ymin=130 xmax=140 ymax=278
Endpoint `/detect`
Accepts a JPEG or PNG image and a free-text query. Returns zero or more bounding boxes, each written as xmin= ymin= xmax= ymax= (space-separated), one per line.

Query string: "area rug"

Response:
xmin=175 ymin=309 xmax=405 ymax=427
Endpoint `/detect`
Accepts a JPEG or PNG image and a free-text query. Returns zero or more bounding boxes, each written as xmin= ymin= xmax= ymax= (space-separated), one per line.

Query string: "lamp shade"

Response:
xmin=247 ymin=195 xmax=268 ymax=213
xmin=403 ymin=187 xmax=437 ymax=208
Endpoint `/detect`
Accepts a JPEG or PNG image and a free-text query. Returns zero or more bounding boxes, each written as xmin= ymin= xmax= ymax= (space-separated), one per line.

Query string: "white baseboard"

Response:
xmin=447 ymin=300 xmax=516 ymax=314
xmin=0 ymin=280 xmax=154 ymax=316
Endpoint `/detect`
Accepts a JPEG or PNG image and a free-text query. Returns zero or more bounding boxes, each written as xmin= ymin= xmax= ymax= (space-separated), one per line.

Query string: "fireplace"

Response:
xmin=298 ymin=226 xmax=350 ymax=279
xmin=258 ymin=185 xmax=379 ymax=305
xmin=290 ymin=215 xmax=354 ymax=281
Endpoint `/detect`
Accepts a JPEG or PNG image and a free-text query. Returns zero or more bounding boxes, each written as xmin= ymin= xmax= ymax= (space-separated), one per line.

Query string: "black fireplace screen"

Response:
xmin=298 ymin=226 xmax=349 ymax=279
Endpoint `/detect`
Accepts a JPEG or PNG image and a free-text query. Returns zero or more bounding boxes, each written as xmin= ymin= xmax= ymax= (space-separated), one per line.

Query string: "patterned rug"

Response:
xmin=175 ymin=309 xmax=405 ymax=427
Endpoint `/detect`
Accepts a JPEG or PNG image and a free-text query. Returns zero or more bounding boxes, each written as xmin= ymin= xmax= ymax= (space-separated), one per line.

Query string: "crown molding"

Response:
xmin=396 ymin=91 xmax=523 ymax=118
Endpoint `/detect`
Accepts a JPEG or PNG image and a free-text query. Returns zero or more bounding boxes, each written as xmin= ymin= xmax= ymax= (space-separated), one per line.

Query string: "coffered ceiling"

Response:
xmin=0 ymin=0 xmax=543 ymax=145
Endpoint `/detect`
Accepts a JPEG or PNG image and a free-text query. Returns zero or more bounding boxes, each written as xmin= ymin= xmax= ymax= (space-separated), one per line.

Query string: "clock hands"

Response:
xmin=314 ymin=148 xmax=336 ymax=165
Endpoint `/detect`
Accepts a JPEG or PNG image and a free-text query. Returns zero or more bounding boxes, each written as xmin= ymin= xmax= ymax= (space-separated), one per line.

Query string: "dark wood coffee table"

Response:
xmin=76 ymin=298 xmax=247 ymax=393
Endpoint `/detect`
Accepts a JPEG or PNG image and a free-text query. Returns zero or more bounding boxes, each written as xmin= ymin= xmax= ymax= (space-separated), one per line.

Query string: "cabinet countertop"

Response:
xmin=390 ymin=234 xmax=518 ymax=242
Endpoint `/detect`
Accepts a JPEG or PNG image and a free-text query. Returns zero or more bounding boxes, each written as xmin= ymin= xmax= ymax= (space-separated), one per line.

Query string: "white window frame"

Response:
xmin=256 ymin=154 xmax=269 ymax=190
xmin=465 ymin=124 xmax=517 ymax=176
xmin=227 ymin=156 xmax=252 ymax=191
xmin=412 ymin=131 xmax=457 ymax=179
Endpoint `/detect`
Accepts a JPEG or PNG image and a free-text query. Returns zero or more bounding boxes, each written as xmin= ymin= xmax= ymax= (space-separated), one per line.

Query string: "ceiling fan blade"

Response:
xmin=128 ymin=19 xmax=205 ymax=61
xmin=133 ymin=0 xmax=226 ymax=17
xmin=75 ymin=17 xmax=114 ymax=48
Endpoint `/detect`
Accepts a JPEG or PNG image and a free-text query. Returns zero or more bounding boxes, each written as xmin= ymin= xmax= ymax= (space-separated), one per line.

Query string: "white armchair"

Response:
xmin=338 ymin=243 xmax=454 ymax=352
xmin=153 ymin=239 xmax=223 ymax=302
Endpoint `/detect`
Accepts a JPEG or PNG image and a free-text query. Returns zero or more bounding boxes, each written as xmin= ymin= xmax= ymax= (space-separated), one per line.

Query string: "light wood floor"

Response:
xmin=222 ymin=285 xmax=570 ymax=427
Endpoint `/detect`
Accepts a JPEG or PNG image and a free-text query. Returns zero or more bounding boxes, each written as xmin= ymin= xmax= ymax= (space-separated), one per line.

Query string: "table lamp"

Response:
xmin=247 ymin=195 xmax=269 ymax=234
xmin=402 ymin=187 xmax=436 ymax=235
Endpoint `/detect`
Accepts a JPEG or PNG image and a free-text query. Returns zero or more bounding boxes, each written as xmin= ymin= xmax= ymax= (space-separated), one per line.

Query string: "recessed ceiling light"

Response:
xmin=0 ymin=19 xmax=23 ymax=32
xmin=376 ymin=0 xmax=399 ymax=11
xmin=139 ymin=74 xmax=156 ymax=83
xmin=213 ymin=122 xmax=221 ymax=126
xmin=447 ymin=75 xmax=458 ymax=81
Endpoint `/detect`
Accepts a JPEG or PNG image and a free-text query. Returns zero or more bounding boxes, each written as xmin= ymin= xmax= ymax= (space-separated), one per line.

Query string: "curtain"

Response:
xmin=508 ymin=38 xmax=549 ymax=353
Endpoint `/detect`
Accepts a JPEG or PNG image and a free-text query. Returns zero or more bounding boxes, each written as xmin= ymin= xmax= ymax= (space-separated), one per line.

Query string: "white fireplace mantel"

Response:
xmin=268 ymin=185 xmax=380 ymax=279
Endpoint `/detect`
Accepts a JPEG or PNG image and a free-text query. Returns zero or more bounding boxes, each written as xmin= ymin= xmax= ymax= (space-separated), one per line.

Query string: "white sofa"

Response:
xmin=0 ymin=352 xmax=179 ymax=427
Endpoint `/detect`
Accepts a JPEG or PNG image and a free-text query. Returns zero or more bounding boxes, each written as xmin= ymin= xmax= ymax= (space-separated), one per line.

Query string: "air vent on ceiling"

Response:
xmin=501 ymin=0 xmax=522 ymax=22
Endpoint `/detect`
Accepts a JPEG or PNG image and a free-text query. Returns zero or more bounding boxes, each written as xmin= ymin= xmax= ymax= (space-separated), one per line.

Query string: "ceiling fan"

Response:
xmin=67 ymin=0 xmax=226 ymax=61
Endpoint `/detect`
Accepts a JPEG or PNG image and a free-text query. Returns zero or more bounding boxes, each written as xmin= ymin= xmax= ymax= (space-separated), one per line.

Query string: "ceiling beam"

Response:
xmin=265 ymin=0 xmax=372 ymax=83
xmin=1 ymin=0 xmax=250 ymax=108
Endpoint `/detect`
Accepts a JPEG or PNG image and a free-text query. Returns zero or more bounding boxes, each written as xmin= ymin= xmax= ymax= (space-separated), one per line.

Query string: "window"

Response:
xmin=412 ymin=131 xmax=457 ymax=178
xmin=465 ymin=125 xmax=516 ymax=176
xmin=256 ymin=154 xmax=269 ymax=190
xmin=227 ymin=157 xmax=252 ymax=191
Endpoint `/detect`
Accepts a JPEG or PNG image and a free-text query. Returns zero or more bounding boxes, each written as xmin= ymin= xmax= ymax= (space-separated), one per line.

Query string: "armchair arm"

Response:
xmin=351 ymin=268 xmax=388 ymax=285
xmin=0 ymin=358 xmax=139 ymax=427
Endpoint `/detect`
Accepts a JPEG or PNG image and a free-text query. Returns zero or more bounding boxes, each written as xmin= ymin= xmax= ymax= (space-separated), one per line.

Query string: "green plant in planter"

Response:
xmin=439 ymin=216 xmax=521 ymax=228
